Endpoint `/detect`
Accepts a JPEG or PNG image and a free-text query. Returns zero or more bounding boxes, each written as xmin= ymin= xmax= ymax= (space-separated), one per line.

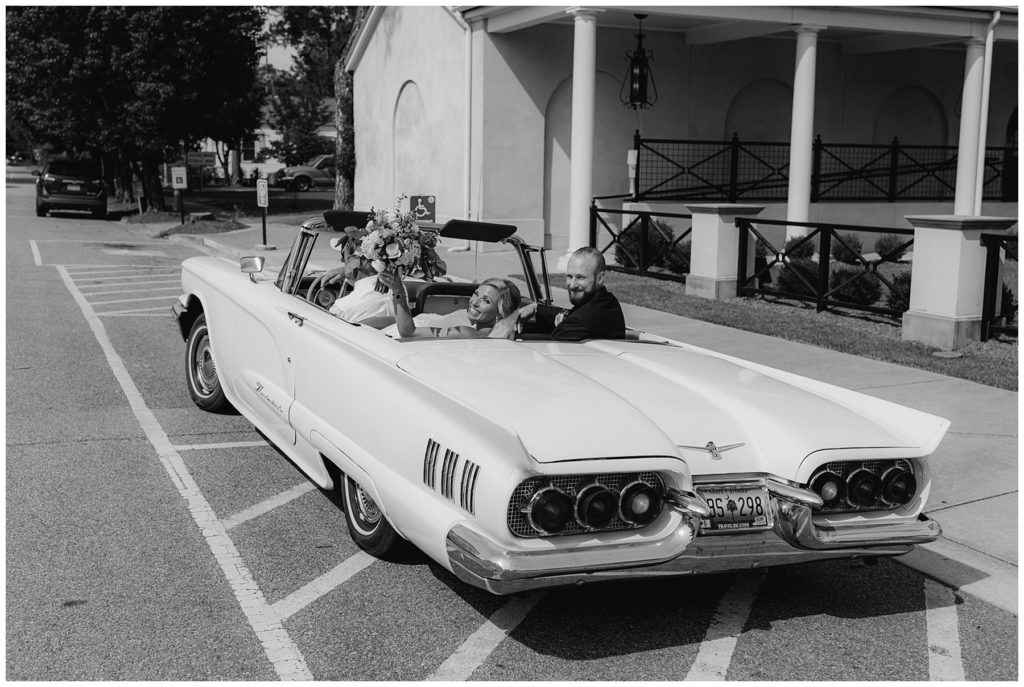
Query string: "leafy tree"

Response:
xmin=267 ymin=6 xmax=359 ymax=207
xmin=6 ymin=6 xmax=266 ymax=210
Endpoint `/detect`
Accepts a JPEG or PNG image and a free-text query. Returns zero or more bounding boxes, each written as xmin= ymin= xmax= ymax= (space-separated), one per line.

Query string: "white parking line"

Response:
xmin=925 ymin=578 xmax=966 ymax=680
xmin=222 ymin=483 xmax=318 ymax=531
xmin=271 ymin=552 xmax=378 ymax=621
xmin=85 ymin=286 xmax=182 ymax=297
xmin=684 ymin=571 xmax=764 ymax=681
xmin=56 ymin=264 xmax=313 ymax=681
xmin=174 ymin=440 xmax=269 ymax=451
xmin=73 ymin=272 xmax=180 ymax=283
xmin=427 ymin=592 xmax=545 ymax=681
xmin=90 ymin=294 xmax=181 ymax=306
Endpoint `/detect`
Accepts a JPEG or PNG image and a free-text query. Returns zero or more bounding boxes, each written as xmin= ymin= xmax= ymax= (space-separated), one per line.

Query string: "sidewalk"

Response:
xmin=169 ymin=217 xmax=1018 ymax=614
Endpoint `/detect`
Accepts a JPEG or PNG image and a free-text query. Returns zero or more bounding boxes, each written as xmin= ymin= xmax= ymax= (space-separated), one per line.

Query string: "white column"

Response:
xmin=954 ymin=39 xmax=986 ymax=215
xmin=785 ymin=25 xmax=824 ymax=240
xmin=560 ymin=7 xmax=603 ymax=269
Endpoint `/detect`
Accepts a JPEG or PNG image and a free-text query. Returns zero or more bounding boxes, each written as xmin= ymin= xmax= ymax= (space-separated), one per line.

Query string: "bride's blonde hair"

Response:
xmin=479 ymin=278 xmax=521 ymax=319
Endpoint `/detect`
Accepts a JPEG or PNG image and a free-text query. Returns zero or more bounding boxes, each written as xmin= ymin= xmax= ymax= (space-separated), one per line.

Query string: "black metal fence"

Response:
xmin=736 ymin=217 xmax=915 ymax=319
xmin=981 ymin=233 xmax=1018 ymax=341
xmin=634 ymin=132 xmax=1017 ymax=203
xmin=590 ymin=204 xmax=692 ymax=282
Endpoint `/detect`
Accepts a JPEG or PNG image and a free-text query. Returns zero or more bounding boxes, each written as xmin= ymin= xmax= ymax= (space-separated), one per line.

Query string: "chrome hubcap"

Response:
xmin=193 ymin=336 xmax=217 ymax=394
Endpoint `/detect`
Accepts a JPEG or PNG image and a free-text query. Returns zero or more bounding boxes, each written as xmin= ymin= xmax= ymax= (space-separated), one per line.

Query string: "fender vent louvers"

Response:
xmin=423 ymin=439 xmax=441 ymax=488
xmin=460 ymin=461 xmax=480 ymax=514
xmin=441 ymin=449 xmax=459 ymax=499
xmin=423 ymin=439 xmax=479 ymax=515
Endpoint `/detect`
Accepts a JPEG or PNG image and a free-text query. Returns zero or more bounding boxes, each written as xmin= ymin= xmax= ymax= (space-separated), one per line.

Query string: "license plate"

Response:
xmin=66 ymin=184 xmax=81 ymax=192
xmin=697 ymin=486 xmax=771 ymax=533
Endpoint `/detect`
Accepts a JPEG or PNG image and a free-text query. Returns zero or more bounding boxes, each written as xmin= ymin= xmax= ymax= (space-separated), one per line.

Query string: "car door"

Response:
xmin=227 ymin=232 xmax=318 ymax=447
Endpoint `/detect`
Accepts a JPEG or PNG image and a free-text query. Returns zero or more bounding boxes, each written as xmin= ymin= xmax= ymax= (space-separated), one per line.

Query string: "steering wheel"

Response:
xmin=307 ymin=275 xmax=341 ymax=309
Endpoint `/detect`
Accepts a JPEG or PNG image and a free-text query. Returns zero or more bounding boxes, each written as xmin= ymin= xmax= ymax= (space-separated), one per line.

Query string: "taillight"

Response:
xmin=618 ymin=480 xmax=663 ymax=526
xmin=574 ymin=482 xmax=617 ymax=529
xmin=810 ymin=470 xmax=846 ymax=506
xmin=525 ymin=485 xmax=573 ymax=535
xmin=846 ymin=469 xmax=882 ymax=508
xmin=880 ymin=467 xmax=916 ymax=505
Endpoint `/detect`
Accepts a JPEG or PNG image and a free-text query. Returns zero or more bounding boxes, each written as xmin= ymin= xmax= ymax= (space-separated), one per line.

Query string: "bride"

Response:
xmin=379 ymin=267 xmax=526 ymax=339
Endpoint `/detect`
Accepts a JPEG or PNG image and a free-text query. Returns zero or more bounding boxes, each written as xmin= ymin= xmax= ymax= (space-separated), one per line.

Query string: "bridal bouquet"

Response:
xmin=354 ymin=197 xmax=446 ymax=291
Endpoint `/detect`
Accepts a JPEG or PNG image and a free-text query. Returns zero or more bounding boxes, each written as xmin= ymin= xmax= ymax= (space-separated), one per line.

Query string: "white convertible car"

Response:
xmin=173 ymin=213 xmax=948 ymax=594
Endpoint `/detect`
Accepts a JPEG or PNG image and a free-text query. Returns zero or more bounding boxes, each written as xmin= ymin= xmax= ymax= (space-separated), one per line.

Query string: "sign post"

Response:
xmin=255 ymin=177 xmax=275 ymax=250
xmin=171 ymin=166 xmax=188 ymax=225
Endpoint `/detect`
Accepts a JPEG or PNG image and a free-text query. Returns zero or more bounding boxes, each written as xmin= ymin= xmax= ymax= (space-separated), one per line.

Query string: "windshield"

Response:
xmin=48 ymin=160 xmax=100 ymax=177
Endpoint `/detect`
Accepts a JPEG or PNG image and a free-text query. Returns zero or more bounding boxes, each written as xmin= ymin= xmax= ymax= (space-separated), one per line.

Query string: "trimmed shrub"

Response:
xmin=884 ymin=270 xmax=912 ymax=314
xmin=614 ymin=219 xmax=688 ymax=274
xmin=784 ymin=234 xmax=816 ymax=260
xmin=775 ymin=257 xmax=818 ymax=297
xmin=874 ymin=233 xmax=909 ymax=262
xmin=831 ymin=233 xmax=864 ymax=265
xmin=829 ymin=264 xmax=882 ymax=307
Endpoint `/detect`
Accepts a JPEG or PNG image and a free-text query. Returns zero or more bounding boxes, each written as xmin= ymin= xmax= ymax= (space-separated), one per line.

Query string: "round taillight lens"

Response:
xmin=810 ymin=471 xmax=845 ymax=506
xmin=881 ymin=467 xmax=916 ymax=505
xmin=575 ymin=484 xmax=618 ymax=529
xmin=846 ymin=469 xmax=882 ymax=508
xmin=525 ymin=486 xmax=573 ymax=534
xmin=619 ymin=481 xmax=663 ymax=526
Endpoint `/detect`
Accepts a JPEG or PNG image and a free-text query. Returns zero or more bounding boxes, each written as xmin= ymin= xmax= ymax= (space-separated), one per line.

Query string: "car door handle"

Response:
xmin=287 ymin=312 xmax=305 ymax=327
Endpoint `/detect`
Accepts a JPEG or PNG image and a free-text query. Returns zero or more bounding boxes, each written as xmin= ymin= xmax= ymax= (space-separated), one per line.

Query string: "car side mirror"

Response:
xmin=240 ymin=255 xmax=265 ymax=282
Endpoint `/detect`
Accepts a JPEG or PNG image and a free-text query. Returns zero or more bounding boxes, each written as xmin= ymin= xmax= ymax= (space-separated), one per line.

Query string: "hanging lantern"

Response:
xmin=620 ymin=13 xmax=657 ymax=110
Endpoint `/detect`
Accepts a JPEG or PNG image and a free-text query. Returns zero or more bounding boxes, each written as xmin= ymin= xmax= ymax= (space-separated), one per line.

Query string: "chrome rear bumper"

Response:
xmin=446 ymin=485 xmax=941 ymax=594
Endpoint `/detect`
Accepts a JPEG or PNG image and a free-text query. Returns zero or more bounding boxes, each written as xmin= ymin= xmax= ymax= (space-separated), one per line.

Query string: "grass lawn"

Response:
xmin=582 ymin=270 xmax=1018 ymax=391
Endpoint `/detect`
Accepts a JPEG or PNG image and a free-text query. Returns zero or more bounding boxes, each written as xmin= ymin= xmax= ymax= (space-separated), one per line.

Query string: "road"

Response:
xmin=5 ymin=181 xmax=1018 ymax=680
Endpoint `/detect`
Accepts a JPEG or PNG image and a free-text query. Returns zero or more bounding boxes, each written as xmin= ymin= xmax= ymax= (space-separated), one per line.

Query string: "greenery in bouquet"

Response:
xmin=353 ymin=198 xmax=447 ymax=281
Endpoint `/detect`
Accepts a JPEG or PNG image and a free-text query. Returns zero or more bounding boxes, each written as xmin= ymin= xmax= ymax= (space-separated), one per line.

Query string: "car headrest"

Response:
xmin=323 ymin=209 xmax=372 ymax=231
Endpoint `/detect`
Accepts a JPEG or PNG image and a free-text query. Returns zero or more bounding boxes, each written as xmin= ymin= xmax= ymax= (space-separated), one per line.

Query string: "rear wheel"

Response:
xmin=185 ymin=313 xmax=232 ymax=412
xmin=294 ymin=176 xmax=311 ymax=192
xmin=342 ymin=476 xmax=403 ymax=557
xmin=92 ymin=206 xmax=107 ymax=220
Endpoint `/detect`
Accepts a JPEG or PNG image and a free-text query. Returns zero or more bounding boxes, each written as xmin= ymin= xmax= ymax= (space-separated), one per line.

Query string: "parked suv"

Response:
xmin=272 ymin=154 xmax=335 ymax=192
xmin=33 ymin=159 xmax=107 ymax=219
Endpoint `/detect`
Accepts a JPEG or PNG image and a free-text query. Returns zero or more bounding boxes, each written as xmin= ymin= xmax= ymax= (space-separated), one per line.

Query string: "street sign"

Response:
xmin=185 ymin=151 xmax=217 ymax=166
xmin=410 ymin=195 xmax=436 ymax=222
xmin=171 ymin=166 xmax=187 ymax=190
xmin=256 ymin=178 xmax=269 ymax=208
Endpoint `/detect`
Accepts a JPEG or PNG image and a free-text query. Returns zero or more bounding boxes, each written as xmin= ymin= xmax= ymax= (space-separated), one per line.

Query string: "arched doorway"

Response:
xmin=872 ymin=86 xmax=947 ymax=145
xmin=724 ymin=79 xmax=793 ymax=141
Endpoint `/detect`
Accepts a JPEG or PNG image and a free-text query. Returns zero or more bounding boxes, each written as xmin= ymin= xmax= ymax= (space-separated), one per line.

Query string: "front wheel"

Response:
xmin=35 ymin=200 xmax=47 ymax=217
xmin=294 ymin=176 xmax=311 ymax=192
xmin=342 ymin=476 xmax=403 ymax=557
xmin=185 ymin=313 xmax=232 ymax=413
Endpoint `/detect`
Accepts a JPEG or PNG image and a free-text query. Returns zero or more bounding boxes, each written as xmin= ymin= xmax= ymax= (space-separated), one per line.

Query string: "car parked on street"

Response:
xmin=33 ymin=159 xmax=107 ymax=219
xmin=272 ymin=154 xmax=336 ymax=192
xmin=172 ymin=214 xmax=948 ymax=594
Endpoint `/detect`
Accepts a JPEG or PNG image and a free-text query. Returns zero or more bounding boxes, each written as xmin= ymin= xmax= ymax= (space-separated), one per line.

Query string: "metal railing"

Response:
xmin=736 ymin=217 xmax=915 ymax=318
xmin=590 ymin=204 xmax=692 ymax=282
xmin=634 ymin=132 xmax=1017 ymax=203
xmin=981 ymin=233 xmax=1018 ymax=341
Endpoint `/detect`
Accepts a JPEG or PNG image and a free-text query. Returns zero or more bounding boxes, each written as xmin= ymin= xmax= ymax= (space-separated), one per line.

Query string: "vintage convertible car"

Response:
xmin=172 ymin=213 xmax=948 ymax=594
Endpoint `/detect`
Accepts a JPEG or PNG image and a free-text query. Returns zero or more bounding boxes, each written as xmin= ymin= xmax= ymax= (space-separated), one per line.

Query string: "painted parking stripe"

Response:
xmin=174 ymin=440 xmax=269 ymax=451
xmin=72 ymin=273 xmax=180 ymax=283
xmin=684 ymin=571 xmax=764 ymax=681
xmin=90 ymin=294 xmax=181 ymax=306
xmin=427 ymin=592 xmax=545 ymax=681
xmin=221 ymin=483 xmax=318 ymax=531
xmin=85 ymin=286 xmax=182 ymax=297
xmin=925 ymin=578 xmax=966 ymax=680
xmin=271 ymin=552 xmax=377 ymax=621
xmin=57 ymin=264 xmax=313 ymax=681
